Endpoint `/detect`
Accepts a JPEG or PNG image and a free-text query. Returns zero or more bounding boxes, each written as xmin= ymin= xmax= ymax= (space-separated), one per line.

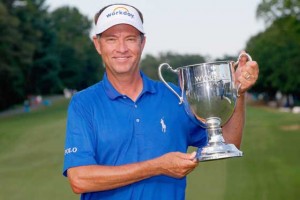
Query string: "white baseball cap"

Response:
xmin=95 ymin=4 xmax=145 ymax=35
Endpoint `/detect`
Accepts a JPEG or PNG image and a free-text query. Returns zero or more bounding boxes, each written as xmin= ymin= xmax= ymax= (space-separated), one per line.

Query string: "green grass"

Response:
xmin=0 ymin=99 xmax=78 ymax=200
xmin=0 ymin=100 xmax=299 ymax=200
xmin=187 ymin=106 xmax=300 ymax=200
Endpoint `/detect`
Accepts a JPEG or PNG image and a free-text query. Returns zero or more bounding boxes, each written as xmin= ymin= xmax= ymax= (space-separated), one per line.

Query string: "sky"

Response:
xmin=46 ymin=0 xmax=265 ymax=60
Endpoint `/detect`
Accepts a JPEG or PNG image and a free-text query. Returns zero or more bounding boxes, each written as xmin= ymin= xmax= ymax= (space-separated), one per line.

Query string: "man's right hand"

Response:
xmin=155 ymin=151 xmax=198 ymax=179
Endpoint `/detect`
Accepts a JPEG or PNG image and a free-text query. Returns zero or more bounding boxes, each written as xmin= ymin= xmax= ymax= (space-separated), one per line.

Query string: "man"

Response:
xmin=63 ymin=3 xmax=259 ymax=200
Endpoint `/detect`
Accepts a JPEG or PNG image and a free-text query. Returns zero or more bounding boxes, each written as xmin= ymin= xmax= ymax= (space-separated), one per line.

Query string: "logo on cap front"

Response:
xmin=106 ymin=6 xmax=135 ymax=19
xmin=95 ymin=4 xmax=144 ymax=35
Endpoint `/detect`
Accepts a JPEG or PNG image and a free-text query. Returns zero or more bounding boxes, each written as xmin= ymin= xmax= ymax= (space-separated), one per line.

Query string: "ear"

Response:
xmin=93 ymin=36 xmax=102 ymax=55
xmin=141 ymin=36 xmax=146 ymax=52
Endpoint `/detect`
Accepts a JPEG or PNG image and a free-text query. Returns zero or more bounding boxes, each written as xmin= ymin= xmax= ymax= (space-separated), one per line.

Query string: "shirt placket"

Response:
xmin=132 ymin=101 xmax=145 ymax=161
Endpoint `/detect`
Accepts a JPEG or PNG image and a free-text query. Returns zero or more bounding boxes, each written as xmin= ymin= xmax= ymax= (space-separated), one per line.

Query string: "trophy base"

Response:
xmin=196 ymin=143 xmax=243 ymax=161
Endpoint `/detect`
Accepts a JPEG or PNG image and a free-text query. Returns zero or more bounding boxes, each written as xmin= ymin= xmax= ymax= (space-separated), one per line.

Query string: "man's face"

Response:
xmin=94 ymin=24 xmax=145 ymax=76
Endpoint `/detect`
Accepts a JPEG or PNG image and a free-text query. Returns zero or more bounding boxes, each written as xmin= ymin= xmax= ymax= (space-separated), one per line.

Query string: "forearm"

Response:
xmin=222 ymin=55 xmax=258 ymax=149
xmin=222 ymin=94 xmax=246 ymax=148
xmin=67 ymin=158 xmax=161 ymax=194
xmin=67 ymin=151 xmax=198 ymax=194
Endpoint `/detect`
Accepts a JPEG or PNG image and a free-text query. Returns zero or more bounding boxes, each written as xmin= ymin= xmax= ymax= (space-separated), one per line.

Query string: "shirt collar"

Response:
xmin=103 ymin=71 xmax=157 ymax=100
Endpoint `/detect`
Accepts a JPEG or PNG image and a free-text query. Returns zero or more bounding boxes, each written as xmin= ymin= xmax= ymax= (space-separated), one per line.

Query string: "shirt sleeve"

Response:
xmin=63 ymin=95 xmax=97 ymax=177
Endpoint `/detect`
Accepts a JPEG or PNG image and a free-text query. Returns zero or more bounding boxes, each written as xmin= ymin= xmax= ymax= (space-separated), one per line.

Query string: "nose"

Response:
xmin=116 ymin=39 xmax=128 ymax=52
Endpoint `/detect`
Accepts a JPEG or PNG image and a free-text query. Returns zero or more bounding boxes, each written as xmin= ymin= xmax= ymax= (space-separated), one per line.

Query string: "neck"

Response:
xmin=107 ymin=71 xmax=143 ymax=101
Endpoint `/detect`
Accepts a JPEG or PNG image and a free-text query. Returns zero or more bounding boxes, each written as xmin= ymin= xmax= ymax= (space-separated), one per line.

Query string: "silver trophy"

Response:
xmin=158 ymin=55 xmax=251 ymax=161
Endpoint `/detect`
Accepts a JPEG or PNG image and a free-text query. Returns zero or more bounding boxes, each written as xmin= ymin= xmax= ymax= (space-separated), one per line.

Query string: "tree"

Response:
xmin=0 ymin=2 xmax=25 ymax=110
xmin=246 ymin=0 xmax=300 ymax=100
xmin=0 ymin=1 xmax=103 ymax=110
xmin=6 ymin=0 xmax=62 ymax=95
xmin=256 ymin=0 xmax=300 ymax=24
xmin=246 ymin=15 xmax=300 ymax=98
xmin=51 ymin=6 xmax=103 ymax=90
xmin=140 ymin=54 xmax=160 ymax=80
xmin=141 ymin=52 xmax=206 ymax=82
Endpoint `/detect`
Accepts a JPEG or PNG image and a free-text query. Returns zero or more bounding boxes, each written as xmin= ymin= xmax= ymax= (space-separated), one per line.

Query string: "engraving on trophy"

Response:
xmin=194 ymin=65 xmax=221 ymax=83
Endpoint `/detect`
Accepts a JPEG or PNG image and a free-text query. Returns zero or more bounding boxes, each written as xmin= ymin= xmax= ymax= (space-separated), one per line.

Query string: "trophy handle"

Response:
xmin=234 ymin=52 xmax=253 ymax=97
xmin=158 ymin=63 xmax=184 ymax=104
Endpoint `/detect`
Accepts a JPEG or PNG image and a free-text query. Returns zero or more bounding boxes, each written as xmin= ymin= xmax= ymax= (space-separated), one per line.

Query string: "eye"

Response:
xmin=126 ymin=36 xmax=138 ymax=42
xmin=105 ymin=37 xmax=117 ymax=43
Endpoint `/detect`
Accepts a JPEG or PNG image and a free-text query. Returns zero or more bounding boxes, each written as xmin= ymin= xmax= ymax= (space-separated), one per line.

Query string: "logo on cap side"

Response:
xmin=106 ymin=6 xmax=134 ymax=19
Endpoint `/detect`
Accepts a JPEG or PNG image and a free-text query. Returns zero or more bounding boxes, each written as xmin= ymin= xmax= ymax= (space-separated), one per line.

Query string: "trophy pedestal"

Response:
xmin=196 ymin=142 xmax=243 ymax=161
xmin=196 ymin=117 xmax=243 ymax=161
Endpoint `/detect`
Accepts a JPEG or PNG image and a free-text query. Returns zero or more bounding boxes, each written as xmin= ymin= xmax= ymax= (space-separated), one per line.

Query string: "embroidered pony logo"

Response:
xmin=160 ymin=118 xmax=167 ymax=133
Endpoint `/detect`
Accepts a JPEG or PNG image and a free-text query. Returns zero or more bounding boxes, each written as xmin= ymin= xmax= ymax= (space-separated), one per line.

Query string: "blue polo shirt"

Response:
xmin=63 ymin=72 xmax=207 ymax=200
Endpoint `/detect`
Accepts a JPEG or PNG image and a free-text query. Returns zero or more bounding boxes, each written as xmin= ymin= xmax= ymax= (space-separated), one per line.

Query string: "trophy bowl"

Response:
xmin=158 ymin=61 xmax=243 ymax=161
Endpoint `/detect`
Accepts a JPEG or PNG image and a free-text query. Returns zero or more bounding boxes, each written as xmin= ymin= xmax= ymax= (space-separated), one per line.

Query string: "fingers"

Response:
xmin=189 ymin=151 xmax=198 ymax=163
xmin=179 ymin=151 xmax=198 ymax=163
xmin=237 ymin=61 xmax=259 ymax=95
xmin=240 ymin=61 xmax=259 ymax=81
xmin=159 ymin=152 xmax=199 ymax=178
xmin=242 ymin=71 xmax=251 ymax=80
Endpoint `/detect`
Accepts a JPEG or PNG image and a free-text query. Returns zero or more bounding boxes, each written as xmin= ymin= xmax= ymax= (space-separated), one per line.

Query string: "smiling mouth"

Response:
xmin=114 ymin=56 xmax=131 ymax=61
